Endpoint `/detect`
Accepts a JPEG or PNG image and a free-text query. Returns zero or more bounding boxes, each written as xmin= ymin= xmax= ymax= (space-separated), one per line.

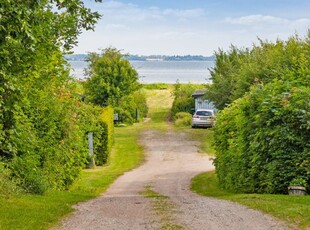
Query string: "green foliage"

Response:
xmin=84 ymin=48 xmax=141 ymax=106
xmin=214 ymin=80 xmax=310 ymax=194
xmin=113 ymin=90 xmax=148 ymax=124
xmin=171 ymin=83 xmax=202 ymax=117
xmin=206 ymin=34 xmax=310 ymax=109
xmin=209 ymin=33 xmax=310 ymax=194
xmin=174 ymin=112 xmax=192 ymax=127
xmin=0 ymin=162 xmax=22 ymax=197
xmin=94 ymin=106 xmax=114 ymax=165
xmin=0 ymin=125 xmax=144 ymax=230
xmin=84 ymin=48 xmax=147 ymax=124
xmin=289 ymin=178 xmax=307 ymax=187
xmin=132 ymin=90 xmax=149 ymax=120
xmin=205 ymin=46 xmax=247 ymax=110
xmin=0 ymin=0 xmax=104 ymax=194
xmin=143 ymin=83 xmax=169 ymax=90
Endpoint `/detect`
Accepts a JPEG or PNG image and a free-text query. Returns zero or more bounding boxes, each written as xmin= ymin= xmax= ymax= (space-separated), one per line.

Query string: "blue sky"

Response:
xmin=74 ymin=0 xmax=310 ymax=55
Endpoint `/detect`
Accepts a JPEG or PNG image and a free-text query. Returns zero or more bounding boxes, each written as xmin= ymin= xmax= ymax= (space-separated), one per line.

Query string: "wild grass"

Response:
xmin=174 ymin=126 xmax=216 ymax=156
xmin=191 ymin=171 xmax=310 ymax=229
xmin=142 ymin=83 xmax=169 ymax=90
xmin=143 ymin=86 xmax=174 ymax=130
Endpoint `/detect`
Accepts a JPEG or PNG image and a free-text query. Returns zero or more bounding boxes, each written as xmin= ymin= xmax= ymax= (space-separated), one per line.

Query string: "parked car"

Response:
xmin=191 ymin=109 xmax=215 ymax=128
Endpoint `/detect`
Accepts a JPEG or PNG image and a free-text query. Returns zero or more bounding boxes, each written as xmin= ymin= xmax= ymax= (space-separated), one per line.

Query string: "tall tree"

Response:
xmin=84 ymin=48 xmax=141 ymax=106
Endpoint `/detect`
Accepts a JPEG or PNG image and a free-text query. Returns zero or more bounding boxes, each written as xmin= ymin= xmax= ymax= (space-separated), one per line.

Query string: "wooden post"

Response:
xmin=88 ymin=132 xmax=95 ymax=168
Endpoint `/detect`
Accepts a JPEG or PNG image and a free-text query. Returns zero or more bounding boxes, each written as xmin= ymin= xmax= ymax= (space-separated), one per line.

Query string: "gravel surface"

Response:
xmin=57 ymin=129 xmax=290 ymax=230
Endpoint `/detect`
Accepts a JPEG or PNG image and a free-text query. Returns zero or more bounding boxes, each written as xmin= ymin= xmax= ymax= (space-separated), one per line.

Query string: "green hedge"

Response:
xmin=95 ymin=106 xmax=114 ymax=165
xmin=213 ymin=80 xmax=310 ymax=194
xmin=1 ymin=82 xmax=115 ymax=195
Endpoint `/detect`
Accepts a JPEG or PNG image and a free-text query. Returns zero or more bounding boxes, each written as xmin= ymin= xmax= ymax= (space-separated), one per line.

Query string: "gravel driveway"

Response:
xmin=58 ymin=129 xmax=290 ymax=230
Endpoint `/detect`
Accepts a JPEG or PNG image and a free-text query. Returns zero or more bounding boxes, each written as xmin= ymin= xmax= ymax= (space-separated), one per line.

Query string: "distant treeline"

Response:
xmin=65 ymin=54 xmax=215 ymax=61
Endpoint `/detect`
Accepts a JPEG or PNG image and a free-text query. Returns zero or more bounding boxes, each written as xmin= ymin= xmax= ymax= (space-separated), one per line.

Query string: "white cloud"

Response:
xmin=225 ymin=15 xmax=286 ymax=25
xmin=225 ymin=14 xmax=310 ymax=28
xmin=75 ymin=2 xmax=310 ymax=55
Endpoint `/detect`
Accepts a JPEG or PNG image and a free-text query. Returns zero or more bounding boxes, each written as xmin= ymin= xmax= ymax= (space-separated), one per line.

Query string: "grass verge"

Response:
xmin=182 ymin=127 xmax=215 ymax=156
xmin=0 ymin=126 xmax=144 ymax=230
xmin=191 ymin=171 xmax=310 ymax=229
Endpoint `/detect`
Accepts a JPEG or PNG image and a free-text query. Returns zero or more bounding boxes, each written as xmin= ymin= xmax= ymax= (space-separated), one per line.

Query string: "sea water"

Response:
xmin=69 ymin=60 xmax=214 ymax=84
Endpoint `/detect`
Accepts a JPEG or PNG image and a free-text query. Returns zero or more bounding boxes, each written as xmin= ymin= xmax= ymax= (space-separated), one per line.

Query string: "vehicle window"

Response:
xmin=196 ymin=111 xmax=212 ymax=116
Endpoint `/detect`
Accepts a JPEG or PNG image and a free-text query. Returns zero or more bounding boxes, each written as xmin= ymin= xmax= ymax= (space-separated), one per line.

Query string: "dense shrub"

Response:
xmin=214 ymin=80 xmax=310 ymax=194
xmin=0 ymin=162 xmax=22 ymax=197
xmin=132 ymin=90 xmax=148 ymax=121
xmin=113 ymin=90 xmax=148 ymax=124
xmin=171 ymin=83 xmax=203 ymax=117
xmin=11 ymin=88 xmax=113 ymax=193
xmin=0 ymin=80 xmax=114 ymax=194
xmin=210 ymin=33 xmax=310 ymax=194
xmin=174 ymin=112 xmax=192 ymax=127
xmin=94 ymin=106 xmax=114 ymax=165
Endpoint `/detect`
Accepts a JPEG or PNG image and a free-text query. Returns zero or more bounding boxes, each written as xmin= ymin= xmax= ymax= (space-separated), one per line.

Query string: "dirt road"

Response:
xmin=58 ymin=129 xmax=289 ymax=230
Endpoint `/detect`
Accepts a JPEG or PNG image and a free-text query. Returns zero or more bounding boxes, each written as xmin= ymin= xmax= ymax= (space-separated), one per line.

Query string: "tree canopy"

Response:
xmin=84 ymin=48 xmax=141 ymax=106
xmin=206 ymin=34 xmax=310 ymax=110
xmin=84 ymin=48 xmax=147 ymax=124
xmin=0 ymin=0 xmax=110 ymax=194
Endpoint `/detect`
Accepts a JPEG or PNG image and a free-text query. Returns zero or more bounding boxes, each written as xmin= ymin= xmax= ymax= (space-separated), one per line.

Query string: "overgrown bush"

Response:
xmin=114 ymin=90 xmax=148 ymax=124
xmin=171 ymin=83 xmax=203 ymax=117
xmin=132 ymin=90 xmax=148 ymax=121
xmin=0 ymin=162 xmax=22 ymax=197
xmin=174 ymin=112 xmax=192 ymax=127
xmin=1 ymin=81 xmax=114 ymax=194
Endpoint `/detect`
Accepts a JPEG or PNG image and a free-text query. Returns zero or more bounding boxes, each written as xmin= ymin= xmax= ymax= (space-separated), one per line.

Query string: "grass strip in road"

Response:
xmin=0 ymin=126 xmax=144 ymax=230
xmin=141 ymin=185 xmax=185 ymax=230
xmin=191 ymin=171 xmax=310 ymax=229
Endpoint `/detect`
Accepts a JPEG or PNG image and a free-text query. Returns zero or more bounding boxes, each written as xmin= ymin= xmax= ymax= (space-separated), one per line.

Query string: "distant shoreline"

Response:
xmin=65 ymin=54 xmax=215 ymax=62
